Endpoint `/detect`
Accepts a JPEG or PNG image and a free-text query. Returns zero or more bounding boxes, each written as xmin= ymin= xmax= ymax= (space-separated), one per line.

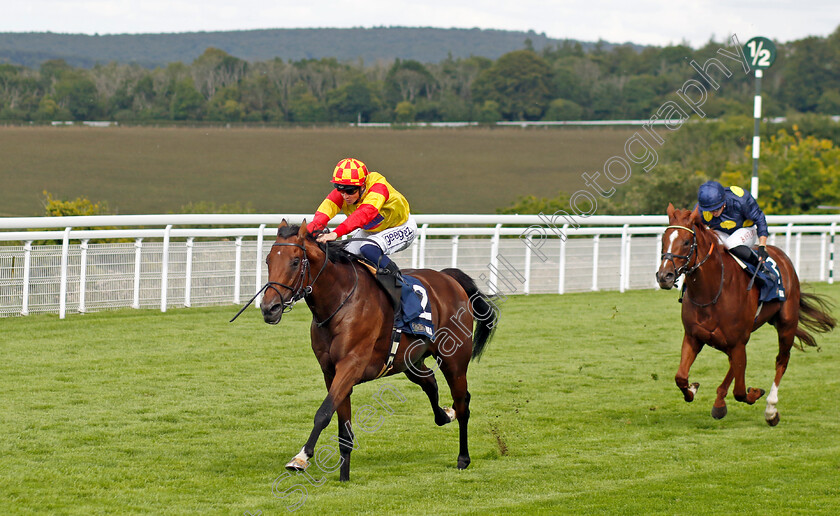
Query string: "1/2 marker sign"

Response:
xmin=744 ymin=36 xmax=777 ymax=69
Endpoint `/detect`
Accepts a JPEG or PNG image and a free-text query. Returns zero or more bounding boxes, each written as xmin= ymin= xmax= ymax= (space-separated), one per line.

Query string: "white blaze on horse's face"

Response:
xmin=666 ymin=229 xmax=679 ymax=255
xmin=660 ymin=229 xmax=679 ymax=270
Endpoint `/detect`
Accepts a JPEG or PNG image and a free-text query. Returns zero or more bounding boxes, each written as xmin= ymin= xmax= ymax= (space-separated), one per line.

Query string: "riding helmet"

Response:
xmin=332 ymin=158 xmax=368 ymax=186
xmin=697 ymin=180 xmax=726 ymax=211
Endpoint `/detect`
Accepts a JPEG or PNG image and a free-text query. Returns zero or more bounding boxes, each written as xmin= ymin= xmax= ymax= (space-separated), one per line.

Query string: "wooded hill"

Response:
xmin=0 ymin=27 xmax=621 ymax=68
xmin=0 ymin=26 xmax=837 ymax=124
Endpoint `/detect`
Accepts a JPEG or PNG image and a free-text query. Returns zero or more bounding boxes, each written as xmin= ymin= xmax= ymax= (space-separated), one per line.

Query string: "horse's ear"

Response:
xmin=278 ymin=219 xmax=288 ymax=229
xmin=298 ymin=219 xmax=308 ymax=239
xmin=690 ymin=206 xmax=704 ymax=227
xmin=666 ymin=203 xmax=675 ymax=219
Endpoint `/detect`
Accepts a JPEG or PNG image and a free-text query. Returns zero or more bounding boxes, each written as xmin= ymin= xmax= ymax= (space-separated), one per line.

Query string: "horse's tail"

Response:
xmin=441 ymin=268 xmax=499 ymax=361
xmin=795 ymin=291 xmax=837 ymax=350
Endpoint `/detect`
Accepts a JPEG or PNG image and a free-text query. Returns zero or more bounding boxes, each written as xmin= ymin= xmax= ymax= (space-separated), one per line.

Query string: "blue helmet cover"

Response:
xmin=698 ymin=181 xmax=725 ymax=211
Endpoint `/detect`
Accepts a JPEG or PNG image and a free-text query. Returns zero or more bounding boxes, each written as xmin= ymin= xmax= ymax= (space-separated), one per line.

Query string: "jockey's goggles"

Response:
xmin=334 ymin=184 xmax=361 ymax=194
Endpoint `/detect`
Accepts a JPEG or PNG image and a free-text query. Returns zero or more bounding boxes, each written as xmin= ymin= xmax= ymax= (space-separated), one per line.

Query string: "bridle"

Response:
xmin=662 ymin=225 xmax=699 ymax=277
xmin=264 ymin=242 xmax=317 ymax=311
xmin=661 ymin=224 xmax=723 ymax=307
xmin=230 ymin=239 xmax=358 ymax=325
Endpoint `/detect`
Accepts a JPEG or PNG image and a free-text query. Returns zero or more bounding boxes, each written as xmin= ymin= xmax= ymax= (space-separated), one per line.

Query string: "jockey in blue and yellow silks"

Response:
xmin=306 ymin=158 xmax=417 ymax=313
xmin=696 ymin=180 xmax=774 ymax=279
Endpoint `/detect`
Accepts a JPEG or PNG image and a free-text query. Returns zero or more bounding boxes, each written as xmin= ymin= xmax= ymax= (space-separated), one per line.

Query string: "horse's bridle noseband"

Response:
xmin=661 ymin=224 xmax=723 ymax=307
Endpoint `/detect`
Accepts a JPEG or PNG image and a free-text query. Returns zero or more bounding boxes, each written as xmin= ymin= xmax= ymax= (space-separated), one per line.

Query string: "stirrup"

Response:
xmin=379 ymin=261 xmax=402 ymax=278
xmin=375 ymin=265 xmax=402 ymax=312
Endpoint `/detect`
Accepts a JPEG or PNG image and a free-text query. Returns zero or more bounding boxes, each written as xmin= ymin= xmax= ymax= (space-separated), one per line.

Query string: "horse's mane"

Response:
xmin=277 ymin=224 xmax=356 ymax=264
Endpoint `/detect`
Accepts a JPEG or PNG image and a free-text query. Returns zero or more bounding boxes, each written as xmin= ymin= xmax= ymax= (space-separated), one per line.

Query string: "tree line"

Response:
xmin=0 ymin=26 xmax=838 ymax=124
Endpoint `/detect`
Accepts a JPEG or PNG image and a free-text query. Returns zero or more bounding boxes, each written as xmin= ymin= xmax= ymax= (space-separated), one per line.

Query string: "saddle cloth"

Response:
xmin=395 ymin=275 xmax=435 ymax=339
xmin=353 ymin=256 xmax=435 ymax=339
xmin=740 ymin=255 xmax=786 ymax=303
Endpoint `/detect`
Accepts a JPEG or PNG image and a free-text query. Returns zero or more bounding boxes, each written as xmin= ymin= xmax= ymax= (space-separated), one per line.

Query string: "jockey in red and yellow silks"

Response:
xmin=306 ymin=158 xmax=417 ymax=314
xmin=306 ymin=170 xmax=411 ymax=238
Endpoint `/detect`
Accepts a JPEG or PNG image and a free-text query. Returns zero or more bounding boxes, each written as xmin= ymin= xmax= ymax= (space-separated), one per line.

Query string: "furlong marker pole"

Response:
xmin=830 ymin=223 xmax=836 ymax=285
xmin=751 ymin=70 xmax=763 ymax=199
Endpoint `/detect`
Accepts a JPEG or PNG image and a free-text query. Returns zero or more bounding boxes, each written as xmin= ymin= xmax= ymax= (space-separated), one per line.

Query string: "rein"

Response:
xmin=229 ymin=239 xmax=358 ymax=326
xmin=662 ymin=224 xmax=724 ymax=307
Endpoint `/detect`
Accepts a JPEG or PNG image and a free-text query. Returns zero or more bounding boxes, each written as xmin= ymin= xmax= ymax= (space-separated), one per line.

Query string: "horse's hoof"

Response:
xmin=689 ymin=382 xmax=700 ymax=393
xmin=434 ymin=407 xmax=456 ymax=426
xmin=766 ymin=412 xmax=780 ymax=427
xmin=457 ymin=455 xmax=470 ymax=470
xmin=748 ymin=387 xmax=766 ymax=404
xmin=684 ymin=382 xmax=699 ymax=402
xmin=711 ymin=405 xmax=727 ymax=420
xmin=285 ymin=457 xmax=309 ymax=471
xmin=444 ymin=407 xmax=456 ymax=422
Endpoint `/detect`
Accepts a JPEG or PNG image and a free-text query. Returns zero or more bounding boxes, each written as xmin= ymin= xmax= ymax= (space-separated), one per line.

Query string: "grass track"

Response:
xmin=0 ymin=125 xmax=637 ymax=216
xmin=2 ymin=285 xmax=840 ymax=514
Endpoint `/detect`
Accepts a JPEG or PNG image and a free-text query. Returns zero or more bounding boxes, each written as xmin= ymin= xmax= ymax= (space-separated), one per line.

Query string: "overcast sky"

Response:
xmin=2 ymin=0 xmax=837 ymax=47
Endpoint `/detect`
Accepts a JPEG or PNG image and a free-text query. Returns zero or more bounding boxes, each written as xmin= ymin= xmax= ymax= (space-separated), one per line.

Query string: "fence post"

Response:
xmin=21 ymin=241 xmax=32 ymax=316
xmin=419 ymin=223 xmax=429 ymax=269
xmin=653 ymin=231 xmax=663 ymax=289
xmin=820 ymin=231 xmax=827 ymax=281
xmin=184 ymin=237 xmax=194 ymax=308
xmin=785 ymin=223 xmax=793 ymax=255
xmin=133 ymin=238 xmax=143 ymax=309
xmin=78 ymin=239 xmax=89 ymax=313
xmin=619 ymin=225 xmax=629 ymax=293
xmin=451 ymin=236 xmax=459 ymax=268
xmin=794 ymin=232 xmax=802 ymax=274
xmin=255 ymin=224 xmax=265 ymax=308
xmin=523 ymin=235 xmax=531 ymax=295
xmin=161 ymin=224 xmax=172 ymax=313
xmin=234 ymin=236 xmax=243 ymax=304
xmin=59 ymin=227 xmax=71 ymax=319
xmin=558 ymin=224 xmax=568 ymax=295
xmin=591 ymin=235 xmax=600 ymax=291
xmin=625 ymin=232 xmax=633 ymax=291
xmin=488 ymin=224 xmax=501 ymax=295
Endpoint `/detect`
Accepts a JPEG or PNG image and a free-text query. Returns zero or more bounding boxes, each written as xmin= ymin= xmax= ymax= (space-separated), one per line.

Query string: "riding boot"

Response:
xmin=728 ymin=245 xmax=754 ymax=268
xmin=732 ymin=245 xmax=778 ymax=284
xmin=377 ymin=261 xmax=404 ymax=318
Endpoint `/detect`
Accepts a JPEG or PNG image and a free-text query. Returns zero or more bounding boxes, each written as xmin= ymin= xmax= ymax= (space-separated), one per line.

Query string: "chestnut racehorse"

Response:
xmin=656 ymin=204 xmax=835 ymax=425
xmin=259 ymin=221 xmax=499 ymax=481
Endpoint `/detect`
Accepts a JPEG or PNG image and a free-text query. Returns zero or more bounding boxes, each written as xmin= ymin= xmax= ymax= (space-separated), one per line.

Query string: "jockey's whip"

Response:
xmin=747 ymin=258 xmax=763 ymax=291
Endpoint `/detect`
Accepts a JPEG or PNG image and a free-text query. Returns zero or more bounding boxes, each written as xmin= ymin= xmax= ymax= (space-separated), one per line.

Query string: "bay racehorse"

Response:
xmin=656 ymin=204 xmax=835 ymax=425
xmin=259 ymin=221 xmax=499 ymax=481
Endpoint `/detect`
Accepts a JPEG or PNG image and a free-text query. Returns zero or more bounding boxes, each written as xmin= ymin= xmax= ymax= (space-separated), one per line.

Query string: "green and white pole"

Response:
xmin=830 ymin=222 xmax=836 ymax=285
xmin=744 ymin=36 xmax=777 ymax=199
xmin=751 ymin=69 xmax=763 ymax=199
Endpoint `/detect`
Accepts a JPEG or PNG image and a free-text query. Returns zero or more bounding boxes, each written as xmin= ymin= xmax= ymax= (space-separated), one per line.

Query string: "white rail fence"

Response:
xmin=1 ymin=214 xmax=837 ymax=318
